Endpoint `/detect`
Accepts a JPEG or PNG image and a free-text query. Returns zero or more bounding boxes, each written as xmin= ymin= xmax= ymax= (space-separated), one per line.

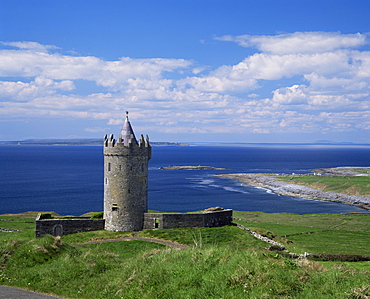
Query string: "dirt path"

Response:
xmin=76 ymin=233 xmax=188 ymax=250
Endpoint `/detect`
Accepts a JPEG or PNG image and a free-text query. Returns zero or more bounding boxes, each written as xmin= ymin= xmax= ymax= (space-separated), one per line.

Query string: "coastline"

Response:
xmin=211 ymin=173 xmax=370 ymax=211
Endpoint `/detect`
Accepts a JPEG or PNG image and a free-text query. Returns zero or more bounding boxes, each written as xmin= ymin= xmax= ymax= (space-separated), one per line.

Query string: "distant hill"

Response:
xmin=314 ymin=140 xmax=355 ymax=145
xmin=0 ymin=139 xmax=189 ymax=146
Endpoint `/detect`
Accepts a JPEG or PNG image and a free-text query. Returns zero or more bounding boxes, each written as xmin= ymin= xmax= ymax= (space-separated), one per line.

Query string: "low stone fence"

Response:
xmin=143 ymin=209 xmax=233 ymax=230
xmin=0 ymin=228 xmax=19 ymax=232
xmin=35 ymin=214 xmax=105 ymax=238
xmin=236 ymin=223 xmax=286 ymax=250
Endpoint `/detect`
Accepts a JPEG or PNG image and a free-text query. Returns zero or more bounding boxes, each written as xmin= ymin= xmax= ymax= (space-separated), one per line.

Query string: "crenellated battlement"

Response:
xmin=103 ymin=133 xmax=151 ymax=159
xmin=104 ymin=133 xmax=151 ymax=148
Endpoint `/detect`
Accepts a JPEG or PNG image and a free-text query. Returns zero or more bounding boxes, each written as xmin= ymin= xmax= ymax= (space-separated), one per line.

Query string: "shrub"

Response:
xmin=90 ymin=212 xmax=104 ymax=219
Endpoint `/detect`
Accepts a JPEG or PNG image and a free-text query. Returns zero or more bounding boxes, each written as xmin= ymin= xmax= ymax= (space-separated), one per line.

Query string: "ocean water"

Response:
xmin=1 ymin=144 xmax=370 ymax=215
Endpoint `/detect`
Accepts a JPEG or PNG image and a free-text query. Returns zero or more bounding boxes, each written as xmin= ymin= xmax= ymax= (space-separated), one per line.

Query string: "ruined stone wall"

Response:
xmin=36 ymin=210 xmax=232 ymax=237
xmin=143 ymin=209 xmax=233 ymax=230
xmin=36 ymin=217 xmax=105 ymax=238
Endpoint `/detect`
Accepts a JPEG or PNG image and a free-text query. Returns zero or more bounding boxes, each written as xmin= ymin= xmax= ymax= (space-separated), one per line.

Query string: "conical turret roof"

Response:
xmin=119 ymin=111 xmax=138 ymax=146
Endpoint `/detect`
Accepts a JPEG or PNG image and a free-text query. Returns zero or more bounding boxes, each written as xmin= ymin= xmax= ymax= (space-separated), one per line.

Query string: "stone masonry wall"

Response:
xmin=36 ymin=210 xmax=232 ymax=237
xmin=143 ymin=209 xmax=233 ymax=230
xmin=36 ymin=215 xmax=105 ymax=238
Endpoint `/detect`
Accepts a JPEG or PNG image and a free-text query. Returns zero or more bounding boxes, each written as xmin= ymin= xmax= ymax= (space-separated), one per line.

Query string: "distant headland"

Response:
xmin=161 ymin=165 xmax=226 ymax=170
xmin=0 ymin=139 xmax=190 ymax=146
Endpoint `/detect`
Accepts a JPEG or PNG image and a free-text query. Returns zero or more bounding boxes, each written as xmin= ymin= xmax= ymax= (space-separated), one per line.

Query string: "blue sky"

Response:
xmin=1 ymin=0 xmax=370 ymax=143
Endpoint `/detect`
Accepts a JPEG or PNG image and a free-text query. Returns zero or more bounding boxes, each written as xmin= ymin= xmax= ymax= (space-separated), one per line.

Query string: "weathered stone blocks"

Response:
xmin=35 ymin=214 xmax=105 ymax=238
xmin=143 ymin=209 xmax=233 ymax=230
xmin=103 ymin=130 xmax=151 ymax=232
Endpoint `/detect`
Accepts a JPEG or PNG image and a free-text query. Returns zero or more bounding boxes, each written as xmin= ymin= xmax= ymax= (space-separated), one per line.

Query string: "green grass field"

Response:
xmin=234 ymin=212 xmax=370 ymax=255
xmin=280 ymin=174 xmax=370 ymax=197
xmin=1 ymin=212 xmax=370 ymax=298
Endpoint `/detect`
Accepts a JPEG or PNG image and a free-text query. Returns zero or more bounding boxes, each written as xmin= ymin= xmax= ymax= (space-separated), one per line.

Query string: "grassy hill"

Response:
xmin=1 ymin=211 xmax=370 ymax=298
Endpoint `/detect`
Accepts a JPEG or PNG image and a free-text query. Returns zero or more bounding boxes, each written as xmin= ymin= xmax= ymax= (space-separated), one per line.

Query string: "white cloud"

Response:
xmin=180 ymin=48 xmax=368 ymax=97
xmin=108 ymin=119 xmax=124 ymax=125
xmin=192 ymin=67 xmax=207 ymax=74
xmin=0 ymin=45 xmax=191 ymax=89
xmin=84 ymin=127 xmax=108 ymax=133
xmin=1 ymin=41 xmax=59 ymax=52
xmin=0 ymin=77 xmax=75 ymax=101
xmin=271 ymin=85 xmax=308 ymax=105
xmin=216 ymin=32 xmax=368 ymax=54
xmin=178 ymin=76 xmax=258 ymax=93
xmin=211 ymin=50 xmax=359 ymax=81
xmin=1 ymin=34 xmax=370 ymax=141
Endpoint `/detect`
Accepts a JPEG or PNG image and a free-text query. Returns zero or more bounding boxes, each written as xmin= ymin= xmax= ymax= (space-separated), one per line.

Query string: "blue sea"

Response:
xmin=1 ymin=144 xmax=370 ymax=215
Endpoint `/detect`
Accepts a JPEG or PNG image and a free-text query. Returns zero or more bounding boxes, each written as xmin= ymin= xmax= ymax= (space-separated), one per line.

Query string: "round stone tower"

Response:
xmin=103 ymin=112 xmax=151 ymax=231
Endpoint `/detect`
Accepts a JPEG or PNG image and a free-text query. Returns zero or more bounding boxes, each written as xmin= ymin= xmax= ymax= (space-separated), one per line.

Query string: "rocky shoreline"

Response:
xmin=211 ymin=173 xmax=370 ymax=210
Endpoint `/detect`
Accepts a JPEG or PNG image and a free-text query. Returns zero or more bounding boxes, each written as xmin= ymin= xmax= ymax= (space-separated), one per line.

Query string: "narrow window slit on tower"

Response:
xmin=108 ymin=163 xmax=111 ymax=172
xmin=112 ymin=203 xmax=119 ymax=211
